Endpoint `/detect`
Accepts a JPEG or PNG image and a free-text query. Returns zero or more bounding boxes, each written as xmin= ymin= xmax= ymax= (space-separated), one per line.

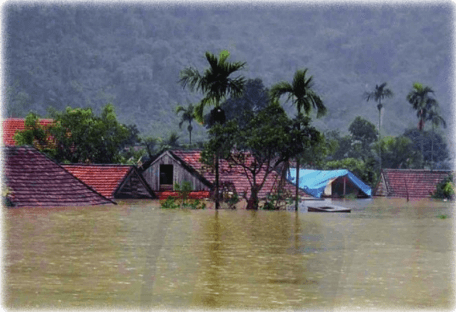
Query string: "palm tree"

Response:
xmin=271 ymin=69 xmax=326 ymax=211
xmin=175 ymin=103 xmax=195 ymax=145
xmin=406 ymin=83 xmax=438 ymax=168
xmin=179 ymin=50 xmax=246 ymax=123
xmin=364 ymin=82 xmax=394 ymax=170
xmin=426 ymin=107 xmax=446 ymax=170
xmin=179 ymin=50 xmax=246 ymax=210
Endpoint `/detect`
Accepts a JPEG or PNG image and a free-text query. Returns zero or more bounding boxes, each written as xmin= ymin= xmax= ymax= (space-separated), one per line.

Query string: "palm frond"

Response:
xmin=270 ymin=82 xmax=294 ymax=100
xmin=179 ymin=68 xmax=203 ymax=92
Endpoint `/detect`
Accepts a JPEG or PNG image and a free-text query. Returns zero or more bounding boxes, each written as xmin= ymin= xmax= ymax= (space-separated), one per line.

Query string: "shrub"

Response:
xmin=160 ymin=196 xmax=180 ymax=209
xmin=432 ymin=174 xmax=454 ymax=200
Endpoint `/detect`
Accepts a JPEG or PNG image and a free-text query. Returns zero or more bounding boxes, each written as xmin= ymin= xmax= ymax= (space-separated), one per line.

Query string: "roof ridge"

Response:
xmin=63 ymin=163 xmax=134 ymax=167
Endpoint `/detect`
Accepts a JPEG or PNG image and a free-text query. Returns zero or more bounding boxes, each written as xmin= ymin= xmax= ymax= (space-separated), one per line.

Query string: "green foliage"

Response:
xmin=201 ymin=101 xmax=324 ymax=210
xmin=323 ymin=157 xmax=377 ymax=188
xmin=48 ymin=103 xmax=130 ymax=163
xmin=437 ymin=214 xmax=449 ymax=219
xmin=432 ymin=174 xmax=454 ymax=200
xmin=364 ymin=82 xmax=394 ymax=112
xmin=203 ymin=78 xmax=270 ymax=128
xmin=5 ymin=6 xmax=452 ymax=143
xmin=174 ymin=181 xmax=193 ymax=204
xmin=175 ymin=103 xmax=195 ymax=144
xmin=160 ymin=181 xmax=207 ymax=209
xmin=179 ymin=50 xmax=246 ymax=123
xmin=402 ymin=128 xmax=449 ymax=166
xmin=183 ymin=199 xmax=206 ymax=210
xmin=372 ymin=136 xmax=421 ymax=169
xmin=261 ymin=188 xmax=294 ymax=210
xmin=13 ymin=112 xmax=57 ymax=157
xmin=349 ymin=116 xmax=378 ymax=148
xmin=270 ymin=68 xmax=326 ymax=118
xmin=160 ymin=196 xmax=180 ymax=209
xmin=159 ymin=132 xmax=181 ymax=150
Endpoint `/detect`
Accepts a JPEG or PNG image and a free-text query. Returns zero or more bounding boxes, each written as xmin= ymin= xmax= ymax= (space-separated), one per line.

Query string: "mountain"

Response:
xmin=4 ymin=3 xmax=453 ymax=145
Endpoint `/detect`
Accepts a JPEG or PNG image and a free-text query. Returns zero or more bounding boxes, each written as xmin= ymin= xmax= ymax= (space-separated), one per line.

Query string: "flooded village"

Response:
xmin=2 ymin=3 xmax=454 ymax=311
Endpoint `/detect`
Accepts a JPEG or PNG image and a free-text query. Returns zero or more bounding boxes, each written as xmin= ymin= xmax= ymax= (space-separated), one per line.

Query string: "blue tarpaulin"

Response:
xmin=288 ymin=169 xmax=372 ymax=198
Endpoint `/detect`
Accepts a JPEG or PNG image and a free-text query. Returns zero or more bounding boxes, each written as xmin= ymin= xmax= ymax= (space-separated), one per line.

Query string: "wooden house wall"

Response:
xmin=142 ymin=153 xmax=210 ymax=191
xmin=115 ymin=171 xmax=154 ymax=199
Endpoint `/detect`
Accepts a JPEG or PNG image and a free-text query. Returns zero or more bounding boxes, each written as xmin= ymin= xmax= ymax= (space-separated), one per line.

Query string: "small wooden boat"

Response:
xmin=307 ymin=205 xmax=351 ymax=213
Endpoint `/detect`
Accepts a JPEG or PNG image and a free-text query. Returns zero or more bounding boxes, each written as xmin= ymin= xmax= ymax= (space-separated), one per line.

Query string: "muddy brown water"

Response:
xmin=4 ymin=198 xmax=454 ymax=310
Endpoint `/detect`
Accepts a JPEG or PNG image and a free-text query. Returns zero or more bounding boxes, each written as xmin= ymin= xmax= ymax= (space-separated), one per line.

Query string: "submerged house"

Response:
xmin=374 ymin=169 xmax=452 ymax=199
xmin=3 ymin=146 xmax=115 ymax=207
xmin=63 ymin=164 xmax=156 ymax=200
xmin=288 ymin=169 xmax=372 ymax=198
xmin=140 ymin=149 xmax=312 ymax=200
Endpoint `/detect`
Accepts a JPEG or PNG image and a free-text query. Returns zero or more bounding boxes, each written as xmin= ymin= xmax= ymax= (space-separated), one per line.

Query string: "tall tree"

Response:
xmin=270 ymin=68 xmax=326 ymax=211
xmin=179 ymin=50 xmax=246 ymax=210
xmin=364 ymin=82 xmax=394 ymax=170
xmin=175 ymin=103 xmax=195 ymax=145
xmin=406 ymin=82 xmax=438 ymax=168
xmin=426 ymin=107 xmax=446 ymax=170
xmin=179 ymin=50 xmax=246 ymax=123
xmin=348 ymin=116 xmax=378 ymax=161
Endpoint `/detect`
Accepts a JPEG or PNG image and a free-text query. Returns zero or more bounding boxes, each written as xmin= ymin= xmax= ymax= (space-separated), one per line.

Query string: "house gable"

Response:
xmin=142 ymin=150 xmax=212 ymax=192
xmin=143 ymin=149 xmax=313 ymax=200
xmin=63 ymin=164 xmax=156 ymax=199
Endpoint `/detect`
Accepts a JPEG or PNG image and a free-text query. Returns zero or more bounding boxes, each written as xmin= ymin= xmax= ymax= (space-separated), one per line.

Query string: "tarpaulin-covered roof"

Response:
xmin=288 ymin=169 xmax=372 ymax=198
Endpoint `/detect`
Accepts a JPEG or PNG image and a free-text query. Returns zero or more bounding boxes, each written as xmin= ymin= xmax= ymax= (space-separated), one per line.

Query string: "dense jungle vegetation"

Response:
xmin=4 ymin=3 xmax=453 ymax=147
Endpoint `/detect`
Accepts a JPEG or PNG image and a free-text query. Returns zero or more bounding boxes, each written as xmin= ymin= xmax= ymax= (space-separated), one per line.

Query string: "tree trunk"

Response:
xmin=246 ymin=183 xmax=259 ymax=210
xmin=295 ymin=158 xmax=300 ymax=211
xmin=378 ymin=105 xmax=382 ymax=170
xmin=431 ymin=125 xmax=434 ymax=171
xmin=215 ymin=152 xmax=220 ymax=210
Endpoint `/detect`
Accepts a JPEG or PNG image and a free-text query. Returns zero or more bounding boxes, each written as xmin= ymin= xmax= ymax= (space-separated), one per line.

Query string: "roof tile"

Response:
xmin=3 ymin=146 xmax=114 ymax=207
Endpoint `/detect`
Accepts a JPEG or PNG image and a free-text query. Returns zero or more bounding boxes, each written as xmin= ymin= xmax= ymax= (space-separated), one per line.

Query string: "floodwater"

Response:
xmin=4 ymin=198 xmax=454 ymax=310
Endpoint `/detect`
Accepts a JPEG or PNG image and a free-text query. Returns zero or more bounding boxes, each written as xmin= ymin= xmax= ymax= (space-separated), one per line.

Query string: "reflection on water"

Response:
xmin=4 ymin=198 xmax=453 ymax=309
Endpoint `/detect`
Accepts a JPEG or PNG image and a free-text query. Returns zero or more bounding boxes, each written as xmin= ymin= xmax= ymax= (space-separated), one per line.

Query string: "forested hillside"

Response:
xmin=4 ymin=3 xmax=453 ymax=144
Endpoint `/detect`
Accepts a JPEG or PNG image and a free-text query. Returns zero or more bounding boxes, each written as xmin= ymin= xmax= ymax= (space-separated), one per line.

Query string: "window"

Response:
xmin=160 ymin=165 xmax=173 ymax=185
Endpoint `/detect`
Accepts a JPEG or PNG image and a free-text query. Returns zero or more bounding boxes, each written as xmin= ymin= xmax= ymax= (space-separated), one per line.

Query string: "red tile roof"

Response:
xmin=63 ymin=164 xmax=155 ymax=199
xmin=375 ymin=169 xmax=452 ymax=199
xmin=2 ymin=118 xmax=54 ymax=146
xmin=3 ymin=146 xmax=115 ymax=207
xmin=170 ymin=150 xmax=312 ymax=199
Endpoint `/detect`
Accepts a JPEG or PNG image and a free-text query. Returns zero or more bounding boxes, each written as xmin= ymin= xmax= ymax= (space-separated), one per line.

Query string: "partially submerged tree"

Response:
xmin=201 ymin=101 xmax=323 ymax=210
xmin=270 ymin=68 xmax=326 ymax=210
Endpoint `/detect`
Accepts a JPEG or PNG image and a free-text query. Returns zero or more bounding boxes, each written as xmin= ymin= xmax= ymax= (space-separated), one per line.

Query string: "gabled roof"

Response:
xmin=158 ymin=149 xmax=312 ymax=199
xmin=3 ymin=146 xmax=115 ymax=207
xmin=375 ymin=169 xmax=452 ymax=198
xmin=2 ymin=118 xmax=54 ymax=146
xmin=63 ymin=164 xmax=155 ymax=199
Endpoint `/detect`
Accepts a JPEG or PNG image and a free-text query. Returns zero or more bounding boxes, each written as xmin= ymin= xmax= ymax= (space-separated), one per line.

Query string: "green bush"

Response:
xmin=160 ymin=196 xmax=180 ymax=209
xmin=432 ymin=174 xmax=454 ymax=200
